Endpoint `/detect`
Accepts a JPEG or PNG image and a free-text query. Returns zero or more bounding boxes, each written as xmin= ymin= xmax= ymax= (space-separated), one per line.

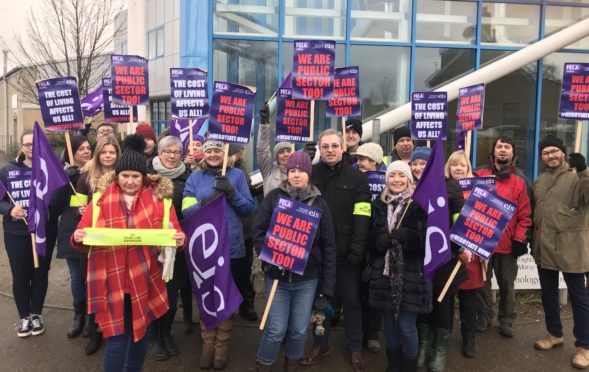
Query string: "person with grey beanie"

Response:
xmin=256 ymin=103 xmax=294 ymax=196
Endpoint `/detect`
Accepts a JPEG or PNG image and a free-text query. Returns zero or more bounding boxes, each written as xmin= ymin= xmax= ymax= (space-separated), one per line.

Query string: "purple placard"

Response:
xmin=111 ymin=54 xmax=149 ymax=106
xmin=456 ymin=84 xmax=485 ymax=132
xmin=102 ymin=78 xmax=138 ymax=123
xmin=291 ymin=40 xmax=335 ymax=100
xmin=326 ymin=66 xmax=361 ymax=117
xmin=366 ymin=171 xmax=386 ymax=202
xmin=411 ymin=92 xmax=447 ymax=140
xmin=170 ymin=68 xmax=209 ymax=119
xmin=259 ymin=197 xmax=322 ymax=275
xmin=36 ymin=77 xmax=84 ymax=131
xmin=6 ymin=169 xmax=31 ymax=209
xmin=80 ymin=85 xmax=103 ymax=117
xmin=559 ymin=63 xmax=589 ymax=120
xmin=208 ymin=81 xmax=256 ymax=144
xmin=450 ymin=186 xmax=517 ymax=260
xmin=276 ymin=88 xmax=311 ymax=143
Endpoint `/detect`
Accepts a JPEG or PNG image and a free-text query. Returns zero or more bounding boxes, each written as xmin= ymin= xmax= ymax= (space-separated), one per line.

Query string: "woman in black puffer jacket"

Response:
xmin=367 ymin=161 xmax=431 ymax=371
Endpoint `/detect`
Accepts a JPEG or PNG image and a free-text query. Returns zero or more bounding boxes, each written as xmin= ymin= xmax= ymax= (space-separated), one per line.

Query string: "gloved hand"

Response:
xmin=303 ymin=141 xmax=317 ymax=162
xmin=511 ymin=240 xmax=528 ymax=258
xmin=158 ymin=246 xmax=176 ymax=282
xmin=65 ymin=165 xmax=80 ymax=179
xmin=213 ymin=175 xmax=236 ymax=199
xmin=260 ymin=102 xmax=270 ymax=124
xmin=569 ymin=153 xmax=587 ymax=172
xmin=390 ymin=229 xmax=406 ymax=245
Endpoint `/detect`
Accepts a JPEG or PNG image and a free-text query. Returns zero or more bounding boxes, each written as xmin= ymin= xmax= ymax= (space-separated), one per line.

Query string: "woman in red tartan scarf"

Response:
xmin=71 ymin=135 xmax=186 ymax=372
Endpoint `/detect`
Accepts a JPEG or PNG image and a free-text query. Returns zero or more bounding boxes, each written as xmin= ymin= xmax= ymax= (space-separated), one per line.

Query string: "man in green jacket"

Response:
xmin=531 ymin=135 xmax=589 ymax=369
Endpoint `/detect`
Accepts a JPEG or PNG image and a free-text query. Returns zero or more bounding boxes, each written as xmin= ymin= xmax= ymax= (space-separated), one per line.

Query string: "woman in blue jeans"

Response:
xmin=367 ymin=161 xmax=431 ymax=371
xmin=253 ymin=151 xmax=336 ymax=371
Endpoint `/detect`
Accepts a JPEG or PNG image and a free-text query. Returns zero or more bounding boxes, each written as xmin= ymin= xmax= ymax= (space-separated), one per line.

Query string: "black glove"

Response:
xmin=303 ymin=141 xmax=317 ymax=161
xmin=65 ymin=165 xmax=80 ymax=179
xmin=569 ymin=153 xmax=587 ymax=172
xmin=390 ymin=229 xmax=406 ymax=245
xmin=260 ymin=102 xmax=270 ymax=124
xmin=213 ymin=175 xmax=236 ymax=199
xmin=511 ymin=240 xmax=528 ymax=258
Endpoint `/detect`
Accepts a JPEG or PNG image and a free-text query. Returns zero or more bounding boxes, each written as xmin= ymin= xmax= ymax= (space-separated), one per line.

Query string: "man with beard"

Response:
xmin=476 ymin=137 xmax=532 ymax=338
xmin=389 ymin=126 xmax=414 ymax=164
xmin=531 ymin=135 xmax=589 ymax=369
xmin=343 ymin=118 xmax=364 ymax=165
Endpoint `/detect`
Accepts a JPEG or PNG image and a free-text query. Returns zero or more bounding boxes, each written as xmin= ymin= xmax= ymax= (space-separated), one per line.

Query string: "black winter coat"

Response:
xmin=367 ymin=199 xmax=432 ymax=314
xmin=253 ymin=186 xmax=337 ymax=297
xmin=53 ymin=166 xmax=84 ymax=259
xmin=311 ymin=161 xmax=371 ymax=265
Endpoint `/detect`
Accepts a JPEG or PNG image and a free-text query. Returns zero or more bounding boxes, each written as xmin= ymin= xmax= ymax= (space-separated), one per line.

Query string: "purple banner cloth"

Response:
xmin=326 ymin=66 xmax=361 ymax=117
xmin=412 ymin=137 xmax=451 ymax=282
xmin=259 ymin=197 xmax=322 ymax=275
xmin=456 ymin=84 xmax=485 ymax=132
xmin=208 ymin=81 xmax=256 ymax=144
xmin=102 ymin=78 xmax=138 ymax=123
xmin=169 ymin=117 xmax=206 ymax=154
xmin=36 ymin=77 xmax=84 ymax=131
xmin=170 ymin=68 xmax=209 ymax=119
xmin=450 ymin=186 xmax=517 ymax=260
xmin=456 ymin=131 xmax=466 ymax=151
xmin=291 ymin=40 xmax=335 ymax=100
xmin=276 ymin=88 xmax=311 ymax=143
xmin=411 ymin=92 xmax=447 ymax=141
xmin=559 ymin=63 xmax=589 ymax=120
xmin=181 ymin=194 xmax=243 ymax=330
xmin=27 ymin=122 xmax=69 ymax=256
xmin=111 ymin=54 xmax=149 ymax=106
xmin=80 ymin=85 xmax=103 ymax=118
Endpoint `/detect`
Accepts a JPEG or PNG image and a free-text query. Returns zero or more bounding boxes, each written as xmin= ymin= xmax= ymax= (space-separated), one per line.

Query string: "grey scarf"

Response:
xmin=152 ymin=156 xmax=186 ymax=179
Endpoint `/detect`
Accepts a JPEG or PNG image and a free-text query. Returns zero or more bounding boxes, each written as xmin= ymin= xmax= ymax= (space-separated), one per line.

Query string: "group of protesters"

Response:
xmin=1 ymin=101 xmax=588 ymax=372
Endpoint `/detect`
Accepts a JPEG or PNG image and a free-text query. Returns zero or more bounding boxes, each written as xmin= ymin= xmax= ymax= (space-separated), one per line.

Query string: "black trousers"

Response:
xmin=361 ymin=281 xmax=382 ymax=341
xmin=5 ymin=232 xmax=56 ymax=318
xmin=418 ymin=291 xmax=455 ymax=331
xmin=231 ymin=241 xmax=256 ymax=311
xmin=458 ymin=288 xmax=483 ymax=337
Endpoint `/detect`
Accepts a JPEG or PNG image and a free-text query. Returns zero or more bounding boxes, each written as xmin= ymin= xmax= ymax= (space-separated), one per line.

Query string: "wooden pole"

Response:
xmin=69 ymin=182 xmax=86 ymax=206
xmin=31 ymin=233 xmax=39 ymax=269
xmin=221 ymin=143 xmax=230 ymax=176
xmin=64 ymin=132 xmax=74 ymax=166
xmin=309 ymin=100 xmax=315 ymax=141
xmin=465 ymin=131 xmax=472 ymax=160
xmin=189 ymin=119 xmax=194 ymax=153
xmin=427 ymin=140 xmax=431 ymax=147
xmin=128 ymin=106 xmax=135 ymax=135
xmin=575 ymin=120 xmax=584 ymax=153
xmin=481 ymin=260 xmax=487 ymax=282
xmin=342 ymin=116 xmax=347 ymax=152
xmin=259 ymin=278 xmax=279 ymax=331
xmin=437 ymin=260 xmax=462 ymax=302
xmin=6 ymin=193 xmax=27 ymax=225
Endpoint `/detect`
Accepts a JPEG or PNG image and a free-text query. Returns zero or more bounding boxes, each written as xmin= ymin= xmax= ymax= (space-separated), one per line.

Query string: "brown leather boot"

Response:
xmin=200 ymin=323 xmax=217 ymax=369
xmin=213 ymin=317 xmax=234 ymax=370
xmin=299 ymin=346 xmax=330 ymax=365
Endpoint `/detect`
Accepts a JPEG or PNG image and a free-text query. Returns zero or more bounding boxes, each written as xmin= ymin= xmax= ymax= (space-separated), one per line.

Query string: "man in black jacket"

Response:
xmin=300 ymin=129 xmax=371 ymax=372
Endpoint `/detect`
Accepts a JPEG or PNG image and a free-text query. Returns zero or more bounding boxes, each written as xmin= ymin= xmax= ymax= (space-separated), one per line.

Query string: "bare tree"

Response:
xmin=7 ymin=0 xmax=124 ymax=104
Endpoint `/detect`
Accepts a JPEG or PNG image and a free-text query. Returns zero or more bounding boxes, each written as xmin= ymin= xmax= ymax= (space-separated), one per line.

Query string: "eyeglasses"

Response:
xmin=541 ymin=149 xmax=561 ymax=158
xmin=163 ymin=150 xmax=182 ymax=157
xmin=320 ymin=144 xmax=341 ymax=150
xmin=21 ymin=143 xmax=32 ymax=149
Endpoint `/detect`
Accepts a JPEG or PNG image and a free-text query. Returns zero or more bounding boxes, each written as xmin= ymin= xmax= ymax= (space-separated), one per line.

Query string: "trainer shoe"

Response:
xmin=31 ymin=314 xmax=45 ymax=336
xmin=534 ymin=333 xmax=564 ymax=351
xmin=17 ymin=316 xmax=32 ymax=338
xmin=572 ymin=347 xmax=589 ymax=369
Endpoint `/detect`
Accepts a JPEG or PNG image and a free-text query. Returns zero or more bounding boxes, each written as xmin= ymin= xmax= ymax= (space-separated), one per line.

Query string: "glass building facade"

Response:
xmin=174 ymin=0 xmax=589 ymax=178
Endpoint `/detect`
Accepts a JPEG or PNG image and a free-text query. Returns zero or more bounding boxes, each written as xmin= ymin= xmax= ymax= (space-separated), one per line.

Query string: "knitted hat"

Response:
xmin=274 ymin=142 xmax=292 ymax=159
xmin=203 ymin=140 xmax=225 ymax=152
xmin=410 ymin=147 xmax=432 ymax=163
xmin=115 ymin=135 xmax=148 ymax=175
xmin=386 ymin=160 xmax=413 ymax=184
xmin=286 ymin=151 xmax=312 ymax=176
xmin=135 ymin=124 xmax=157 ymax=142
xmin=353 ymin=143 xmax=383 ymax=164
xmin=393 ymin=126 xmax=412 ymax=145
xmin=538 ymin=135 xmax=566 ymax=155
xmin=345 ymin=118 xmax=363 ymax=137
xmin=67 ymin=135 xmax=89 ymax=164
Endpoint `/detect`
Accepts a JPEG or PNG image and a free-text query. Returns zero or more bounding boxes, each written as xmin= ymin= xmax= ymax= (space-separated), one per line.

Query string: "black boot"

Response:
xmin=461 ymin=331 xmax=476 ymax=358
xmin=239 ymin=298 xmax=258 ymax=322
xmin=85 ymin=314 xmax=102 ymax=355
xmin=182 ymin=294 xmax=193 ymax=335
xmin=161 ymin=310 xmax=179 ymax=356
xmin=148 ymin=320 xmax=170 ymax=361
xmin=82 ymin=314 xmax=91 ymax=338
xmin=386 ymin=348 xmax=402 ymax=372
xmin=67 ymin=302 xmax=85 ymax=338
xmin=400 ymin=353 xmax=417 ymax=372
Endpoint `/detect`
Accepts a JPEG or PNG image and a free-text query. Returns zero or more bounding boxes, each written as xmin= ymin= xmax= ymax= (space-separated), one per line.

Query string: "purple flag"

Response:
xmin=81 ymin=85 xmax=103 ymax=117
xmin=169 ymin=117 xmax=206 ymax=154
xmin=559 ymin=63 xmax=589 ymax=120
xmin=181 ymin=194 xmax=243 ymax=330
xmin=27 ymin=122 xmax=69 ymax=256
xmin=411 ymin=137 xmax=451 ymax=282
xmin=0 ymin=180 xmax=7 ymax=201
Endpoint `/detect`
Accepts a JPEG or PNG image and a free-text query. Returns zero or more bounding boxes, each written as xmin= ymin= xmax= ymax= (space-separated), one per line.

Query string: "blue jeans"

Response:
xmin=256 ymin=276 xmax=318 ymax=364
xmin=104 ymin=296 xmax=150 ymax=372
xmin=383 ymin=310 xmax=419 ymax=357
xmin=65 ymin=257 xmax=86 ymax=304
xmin=538 ymin=267 xmax=589 ymax=348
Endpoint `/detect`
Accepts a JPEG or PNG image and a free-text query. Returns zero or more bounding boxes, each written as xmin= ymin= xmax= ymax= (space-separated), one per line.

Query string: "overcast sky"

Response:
xmin=0 ymin=0 xmax=37 ymax=73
